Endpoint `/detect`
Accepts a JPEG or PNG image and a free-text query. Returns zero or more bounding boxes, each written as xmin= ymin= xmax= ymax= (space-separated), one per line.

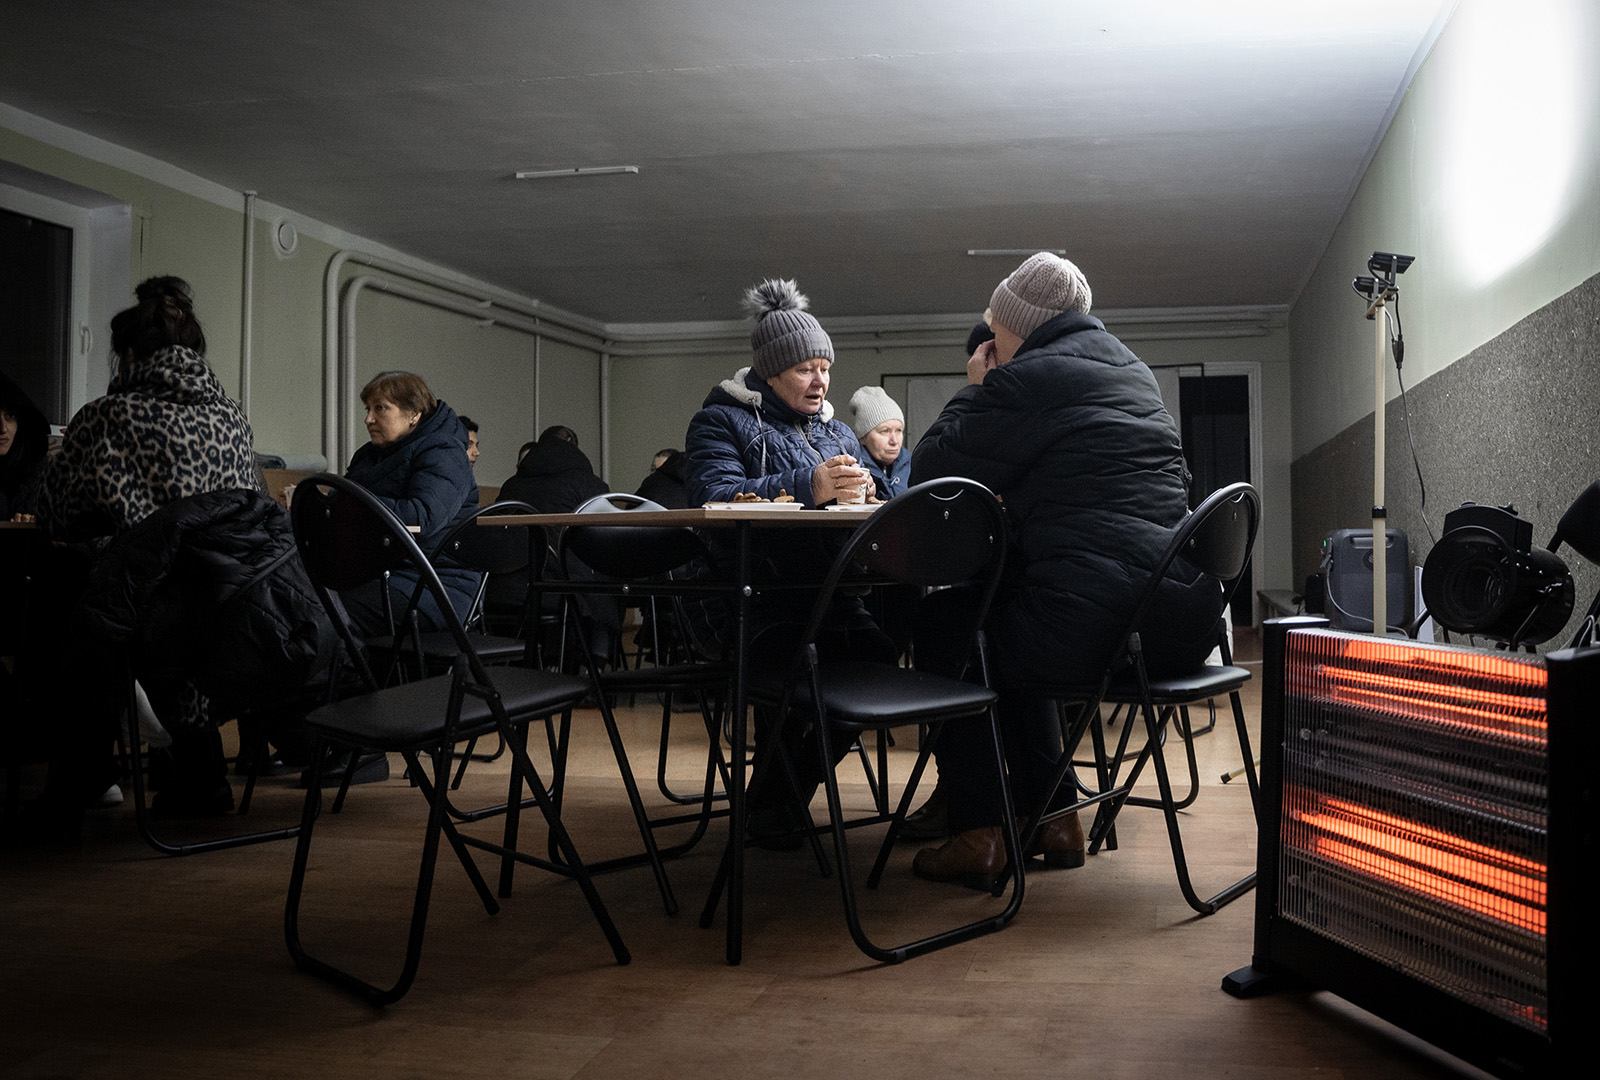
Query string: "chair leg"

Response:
xmin=492 ymin=714 xmax=631 ymax=965
xmin=284 ymin=737 xmax=474 ymax=1006
xmin=817 ymin=711 xmax=1024 ymax=964
xmin=122 ymin=674 xmax=299 ymax=858
xmin=865 ymin=737 xmax=939 ymax=888
xmin=1125 ymin=706 xmax=1201 ymax=811
xmin=1133 ymin=696 xmax=1256 ymax=916
xmin=571 ymin=692 xmax=679 ymax=915
xmin=656 ymin=690 xmax=730 ymax=806
xmin=1227 ymin=690 xmax=1261 ymax=818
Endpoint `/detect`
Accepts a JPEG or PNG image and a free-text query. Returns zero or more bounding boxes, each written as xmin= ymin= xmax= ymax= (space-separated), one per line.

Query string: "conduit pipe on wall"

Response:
xmin=337 ymin=272 xmax=605 ymax=469
xmin=240 ymin=190 xmax=255 ymax=417
xmin=323 ymin=249 xmax=606 ymax=471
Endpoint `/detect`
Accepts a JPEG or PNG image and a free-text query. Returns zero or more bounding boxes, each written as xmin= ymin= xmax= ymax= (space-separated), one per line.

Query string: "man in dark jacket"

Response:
xmin=909 ymin=252 xmax=1224 ymax=887
xmin=499 ymin=425 xmax=607 ymax=515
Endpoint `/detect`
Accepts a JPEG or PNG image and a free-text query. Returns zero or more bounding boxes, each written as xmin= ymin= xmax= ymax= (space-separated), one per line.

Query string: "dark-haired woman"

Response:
xmin=31 ymin=276 xmax=264 ymax=823
xmin=337 ymin=370 xmax=480 ymax=636
xmin=39 ymin=276 xmax=261 ymax=536
xmin=0 ymin=371 xmax=50 ymax=521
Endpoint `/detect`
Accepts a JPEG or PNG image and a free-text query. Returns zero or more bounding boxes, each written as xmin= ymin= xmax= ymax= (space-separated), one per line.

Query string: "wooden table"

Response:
xmin=488 ymin=502 xmax=881 ymax=963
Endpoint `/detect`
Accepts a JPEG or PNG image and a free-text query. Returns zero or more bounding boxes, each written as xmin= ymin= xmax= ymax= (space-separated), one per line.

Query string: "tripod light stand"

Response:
xmin=1351 ymin=252 xmax=1414 ymax=636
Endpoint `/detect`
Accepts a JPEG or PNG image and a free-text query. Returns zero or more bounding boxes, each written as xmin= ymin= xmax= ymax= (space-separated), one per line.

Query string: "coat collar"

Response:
xmin=714 ymin=366 xmax=836 ymax=425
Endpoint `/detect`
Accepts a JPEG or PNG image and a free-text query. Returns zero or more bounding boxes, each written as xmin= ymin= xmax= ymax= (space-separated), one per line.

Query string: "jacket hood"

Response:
xmin=514 ymin=436 xmax=599 ymax=479
xmin=108 ymin=345 xmax=230 ymax=407
xmin=704 ymin=366 xmax=836 ymax=425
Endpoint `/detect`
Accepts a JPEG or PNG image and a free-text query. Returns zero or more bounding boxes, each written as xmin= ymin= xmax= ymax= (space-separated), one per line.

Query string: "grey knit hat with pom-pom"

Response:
xmin=744 ymin=279 xmax=834 ymax=379
xmin=987 ymin=252 xmax=1093 ymax=339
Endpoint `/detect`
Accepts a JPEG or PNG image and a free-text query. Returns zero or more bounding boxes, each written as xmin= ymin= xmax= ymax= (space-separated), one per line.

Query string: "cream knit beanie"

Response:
xmin=987 ymin=252 xmax=1093 ymax=339
xmin=847 ymin=385 xmax=903 ymax=438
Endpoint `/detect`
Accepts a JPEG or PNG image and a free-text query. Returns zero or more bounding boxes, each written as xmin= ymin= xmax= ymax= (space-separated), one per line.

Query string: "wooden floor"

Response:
xmin=1 ymin=629 xmax=1494 ymax=1079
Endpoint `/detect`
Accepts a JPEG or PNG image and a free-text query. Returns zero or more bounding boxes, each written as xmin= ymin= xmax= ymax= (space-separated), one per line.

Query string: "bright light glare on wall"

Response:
xmin=1441 ymin=1 xmax=1585 ymax=285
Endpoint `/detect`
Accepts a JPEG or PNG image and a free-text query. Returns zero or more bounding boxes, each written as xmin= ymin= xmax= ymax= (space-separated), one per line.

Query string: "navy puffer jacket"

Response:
xmin=685 ymin=368 xmax=863 ymax=508
xmin=681 ymin=368 xmax=870 ymax=657
xmin=345 ymin=398 xmax=481 ymax=621
xmin=911 ymin=311 xmax=1223 ymax=687
xmin=864 ymin=446 xmax=913 ymax=500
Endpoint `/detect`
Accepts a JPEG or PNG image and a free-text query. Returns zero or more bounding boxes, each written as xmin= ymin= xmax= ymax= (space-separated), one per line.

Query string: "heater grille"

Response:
xmin=1280 ymin=631 xmax=1548 ymax=1032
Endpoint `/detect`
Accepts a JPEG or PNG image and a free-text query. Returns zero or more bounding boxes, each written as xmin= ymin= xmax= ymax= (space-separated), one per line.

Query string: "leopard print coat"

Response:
xmin=38 ymin=345 xmax=263 ymax=540
xmin=38 ymin=345 xmax=265 ymax=736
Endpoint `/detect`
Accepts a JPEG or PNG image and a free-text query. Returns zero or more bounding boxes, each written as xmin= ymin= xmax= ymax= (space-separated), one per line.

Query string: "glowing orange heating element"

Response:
xmin=1288 ymin=796 xmax=1547 ymax=934
xmin=1295 ymin=633 xmax=1549 ymax=741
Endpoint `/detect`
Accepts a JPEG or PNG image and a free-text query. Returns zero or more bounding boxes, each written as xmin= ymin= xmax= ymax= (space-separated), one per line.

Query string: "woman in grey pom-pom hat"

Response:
xmin=681 ymin=279 xmax=898 ymax=837
xmin=684 ymin=278 xmax=871 ymax=511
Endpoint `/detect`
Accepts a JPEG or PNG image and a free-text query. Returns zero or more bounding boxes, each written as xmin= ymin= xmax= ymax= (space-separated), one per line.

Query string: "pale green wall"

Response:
xmin=2 ymin=118 xmax=605 ymax=475
xmin=1290 ymin=0 xmax=1600 ymax=457
xmin=606 ymin=325 xmax=1295 ymax=592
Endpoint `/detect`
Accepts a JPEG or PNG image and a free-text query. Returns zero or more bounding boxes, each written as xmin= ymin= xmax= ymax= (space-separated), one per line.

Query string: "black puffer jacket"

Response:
xmin=78 ymin=488 xmax=338 ymax=725
xmin=499 ymin=438 xmax=608 ymax=515
xmin=911 ymin=310 xmax=1222 ymax=686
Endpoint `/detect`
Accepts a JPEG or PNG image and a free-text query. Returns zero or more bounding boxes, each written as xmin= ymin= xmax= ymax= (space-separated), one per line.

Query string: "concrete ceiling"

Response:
xmin=1 ymin=0 xmax=1453 ymax=324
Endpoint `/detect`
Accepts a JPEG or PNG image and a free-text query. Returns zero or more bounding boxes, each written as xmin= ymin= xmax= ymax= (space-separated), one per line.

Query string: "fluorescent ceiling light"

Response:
xmin=513 ymin=166 xmax=639 ymax=180
xmin=966 ymin=248 xmax=1067 ymax=256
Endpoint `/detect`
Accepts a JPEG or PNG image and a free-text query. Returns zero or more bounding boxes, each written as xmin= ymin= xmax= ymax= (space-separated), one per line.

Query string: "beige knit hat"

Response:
xmin=987 ymin=252 xmax=1093 ymax=339
xmin=847 ymin=385 xmax=903 ymax=438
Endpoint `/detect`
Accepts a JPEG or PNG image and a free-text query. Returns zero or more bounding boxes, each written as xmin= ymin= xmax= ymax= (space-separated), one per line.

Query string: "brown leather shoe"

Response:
xmin=912 ymin=826 xmax=1006 ymax=892
xmin=1023 ymin=810 xmax=1085 ymax=869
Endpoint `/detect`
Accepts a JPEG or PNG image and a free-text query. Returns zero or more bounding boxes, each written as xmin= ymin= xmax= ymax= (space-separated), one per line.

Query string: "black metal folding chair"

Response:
xmin=284 ymin=473 xmax=629 ymax=1005
xmin=1026 ymin=481 xmax=1262 ymax=916
xmin=383 ymin=501 xmax=550 ymax=788
xmin=532 ymin=492 xmax=735 ymax=915
xmin=700 ymin=477 xmax=1024 ymax=963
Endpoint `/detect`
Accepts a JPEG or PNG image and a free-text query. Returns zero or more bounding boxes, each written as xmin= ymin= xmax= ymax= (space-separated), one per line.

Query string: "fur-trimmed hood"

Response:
xmin=706 ymin=366 xmax=836 ymax=425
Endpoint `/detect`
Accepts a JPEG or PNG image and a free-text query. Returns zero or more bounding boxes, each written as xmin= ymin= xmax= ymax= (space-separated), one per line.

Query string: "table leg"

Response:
xmin=727 ymin=520 xmax=751 ymax=964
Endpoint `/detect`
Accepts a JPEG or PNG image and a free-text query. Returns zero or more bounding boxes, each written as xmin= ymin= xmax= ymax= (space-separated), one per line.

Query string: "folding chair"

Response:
xmin=702 ymin=477 xmax=1024 ymax=963
xmin=1026 ymin=481 xmax=1261 ymax=916
xmin=533 ymin=492 xmax=735 ymax=914
xmin=384 ymin=501 xmax=549 ymax=788
xmin=285 ymin=473 xmax=629 ymax=1005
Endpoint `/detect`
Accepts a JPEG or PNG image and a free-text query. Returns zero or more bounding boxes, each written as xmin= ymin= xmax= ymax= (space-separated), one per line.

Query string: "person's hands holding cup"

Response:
xmin=812 ymin=454 xmax=870 ymax=505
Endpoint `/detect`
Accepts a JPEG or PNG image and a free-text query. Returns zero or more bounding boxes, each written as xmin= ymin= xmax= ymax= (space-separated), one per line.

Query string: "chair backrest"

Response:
xmin=432 ymin=500 xmax=543 ymax=577
xmin=562 ymin=492 xmax=706 ymax=579
xmin=1120 ymin=481 xmax=1261 ymax=654
xmin=796 ymin=477 xmax=1008 ymax=652
xmin=290 ymin=473 xmax=490 ymax=684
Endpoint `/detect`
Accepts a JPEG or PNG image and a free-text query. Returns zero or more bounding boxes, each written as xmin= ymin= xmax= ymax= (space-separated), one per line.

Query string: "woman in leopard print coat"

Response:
xmin=31 ymin=277 xmax=265 ymax=821
xmin=38 ymin=290 xmax=261 ymax=539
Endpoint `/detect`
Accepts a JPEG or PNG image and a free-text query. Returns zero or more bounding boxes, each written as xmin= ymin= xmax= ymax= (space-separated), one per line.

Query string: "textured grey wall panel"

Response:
xmin=1292 ymin=270 xmax=1600 ymax=646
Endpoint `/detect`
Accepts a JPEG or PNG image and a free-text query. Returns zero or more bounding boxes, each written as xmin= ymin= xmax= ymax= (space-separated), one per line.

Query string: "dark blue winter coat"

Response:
xmin=684 ymin=368 xmax=864 ymax=508
xmin=344 ymin=398 xmax=481 ymax=624
xmin=911 ymin=311 xmax=1223 ymax=687
xmin=681 ymin=368 xmax=872 ymax=657
xmin=864 ymin=446 xmax=913 ymax=500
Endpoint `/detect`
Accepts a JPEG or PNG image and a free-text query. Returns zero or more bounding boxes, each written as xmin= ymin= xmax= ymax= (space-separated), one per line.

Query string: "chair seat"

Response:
xmin=416 ymin=629 xmax=529 ymax=665
xmin=1104 ymin=663 xmax=1252 ymax=705
xmin=751 ymin=660 xmax=998 ymax=730
xmin=307 ymin=667 xmax=590 ymax=750
xmin=599 ymin=659 xmax=731 ymax=695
